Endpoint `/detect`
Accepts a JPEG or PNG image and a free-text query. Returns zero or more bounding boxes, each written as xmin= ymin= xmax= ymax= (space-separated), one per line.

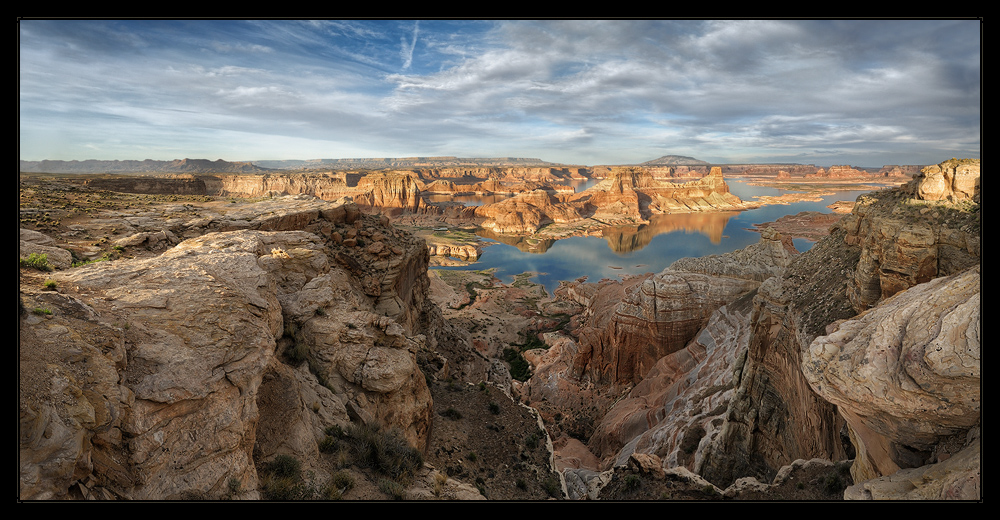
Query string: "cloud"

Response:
xmin=400 ymin=20 xmax=419 ymax=70
xmin=18 ymin=19 xmax=980 ymax=165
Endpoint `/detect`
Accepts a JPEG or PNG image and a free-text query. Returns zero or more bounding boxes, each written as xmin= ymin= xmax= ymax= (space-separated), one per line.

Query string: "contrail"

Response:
xmin=401 ymin=20 xmax=419 ymax=70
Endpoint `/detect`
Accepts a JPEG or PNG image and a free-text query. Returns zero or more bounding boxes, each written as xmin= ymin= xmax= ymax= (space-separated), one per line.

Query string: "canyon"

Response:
xmin=18 ymin=158 xmax=979 ymax=501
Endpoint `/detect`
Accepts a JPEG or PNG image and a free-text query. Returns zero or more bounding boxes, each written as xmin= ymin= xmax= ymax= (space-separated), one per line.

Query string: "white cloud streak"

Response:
xmin=19 ymin=19 xmax=980 ymax=166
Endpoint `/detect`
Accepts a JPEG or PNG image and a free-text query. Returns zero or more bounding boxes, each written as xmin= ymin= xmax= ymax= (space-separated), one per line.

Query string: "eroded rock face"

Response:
xmin=354 ymin=172 xmax=423 ymax=214
xmin=217 ymin=172 xmax=353 ymax=200
xmin=473 ymin=166 xmax=749 ymax=235
xmin=697 ymin=227 xmax=859 ymax=488
xmin=698 ymin=165 xmax=980 ymax=493
xmin=588 ymin=293 xmax=755 ymax=471
xmin=803 ymin=265 xmax=980 ymax=482
xmin=474 ymin=189 xmax=584 ymax=234
xmin=839 ymin=162 xmax=980 ymax=312
xmin=19 ymin=198 xmax=449 ymax=500
xmin=911 ymin=158 xmax=979 ymax=202
xmin=573 ymin=272 xmax=759 ymax=391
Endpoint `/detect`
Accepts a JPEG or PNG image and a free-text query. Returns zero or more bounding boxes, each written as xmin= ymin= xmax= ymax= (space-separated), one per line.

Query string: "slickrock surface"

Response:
xmin=697 ymin=159 xmax=980 ymax=493
xmin=20 ymin=191 xmax=550 ymax=501
xmin=804 ymin=265 xmax=980 ymax=485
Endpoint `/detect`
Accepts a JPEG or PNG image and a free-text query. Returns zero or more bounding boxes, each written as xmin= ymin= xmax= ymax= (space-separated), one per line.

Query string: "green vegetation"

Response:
xmin=258 ymin=454 xmax=316 ymax=500
xmin=43 ymin=279 xmax=57 ymax=290
xmin=341 ymin=423 xmax=423 ymax=481
xmin=503 ymin=347 xmax=532 ymax=381
xmin=377 ymin=478 xmax=405 ymax=500
xmin=32 ymin=307 xmax=52 ymax=316
xmin=227 ymin=477 xmax=242 ymax=497
xmin=541 ymin=475 xmax=561 ymax=498
xmin=261 ymin=422 xmax=422 ymax=500
xmin=524 ymin=432 xmax=540 ymax=450
xmin=20 ymin=253 xmax=52 ymax=271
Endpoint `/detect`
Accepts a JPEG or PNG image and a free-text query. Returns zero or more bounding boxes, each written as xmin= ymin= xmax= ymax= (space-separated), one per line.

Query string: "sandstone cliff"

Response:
xmin=216 ymin=172 xmax=353 ymax=200
xmin=18 ymin=196 xmax=462 ymax=500
xmin=474 ymin=166 xmax=749 ymax=235
xmin=550 ymin=159 xmax=980 ymax=500
xmin=695 ymin=159 xmax=980 ymax=493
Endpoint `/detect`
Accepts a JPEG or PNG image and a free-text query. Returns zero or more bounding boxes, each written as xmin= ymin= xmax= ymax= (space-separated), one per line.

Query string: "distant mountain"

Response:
xmin=253 ymin=157 xmax=558 ymax=170
xmin=19 ymin=158 xmax=271 ymax=174
xmin=640 ymin=155 xmax=710 ymax=166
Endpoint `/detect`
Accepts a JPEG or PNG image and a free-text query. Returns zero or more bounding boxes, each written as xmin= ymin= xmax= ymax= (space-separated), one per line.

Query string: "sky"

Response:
xmin=19 ymin=19 xmax=981 ymax=167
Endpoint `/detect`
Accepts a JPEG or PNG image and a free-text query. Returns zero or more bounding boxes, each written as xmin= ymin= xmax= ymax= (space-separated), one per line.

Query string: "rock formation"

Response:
xmin=19 ymin=196 xmax=459 ymax=500
xmin=549 ymin=159 xmax=980 ymax=501
xmin=474 ymin=166 xmax=749 ymax=235
xmin=84 ymin=176 xmax=208 ymax=195
xmin=353 ymin=172 xmax=423 ymax=214
xmin=803 ymin=265 xmax=980 ymax=485
xmin=473 ymin=189 xmax=584 ymax=234
xmin=694 ymin=159 xmax=980 ymax=492
xmin=520 ymin=228 xmax=798 ymax=477
xmin=217 ymin=172 xmax=353 ymax=200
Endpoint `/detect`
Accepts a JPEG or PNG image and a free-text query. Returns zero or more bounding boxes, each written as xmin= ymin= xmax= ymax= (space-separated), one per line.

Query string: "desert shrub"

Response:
xmin=823 ymin=473 xmax=845 ymax=494
xmin=542 ymin=475 xmax=561 ymax=498
xmin=331 ymin=470 xmax=354 ymax=490
xmin=441 ymin=407 xmax=463 ymax=420
xmin=265 ymin=454 xmax=302 ymax=480
xmin=488 ymin=401 xmax=501 ymax=415
xmin=346 ymin=424 xmax=423 ymax=481
xmin=20 ymin=253 xmax=52 ymax=271
xmin=318 ymin=435 xmax=340 ymax=454
xmin=524 ymin=432 xmax=539 ymax=450
xmin=502 ymin=347 xmax=531 ymax=381
xmin=325 ymin=424 xmax=346 ymax=439
xmin=378 ymin=478 xmax=405 ymax=500
xmin=43 ymin=279 xmax=57 ymax=290
xmin=227 ymin=478 xmax=242 ymax=497
xmin=623 ymin=473 xmax=641 ymax=492
xmin=259 ymin=455 xmax=315 ymax=500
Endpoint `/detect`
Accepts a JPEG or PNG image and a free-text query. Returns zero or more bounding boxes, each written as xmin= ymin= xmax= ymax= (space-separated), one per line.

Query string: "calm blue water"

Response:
xmin=435 ymin=180 xmax=876 ymax=294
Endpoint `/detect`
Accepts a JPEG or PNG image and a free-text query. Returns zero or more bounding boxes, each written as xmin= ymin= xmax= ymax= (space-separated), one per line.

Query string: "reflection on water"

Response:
xmin=602 ymin=212 xmax=739 ymax=253
xmin=476 ymin=228 xmax=557 ymax=254
xmin=434 ymin=180 xmax=875 ymax=294
xmin=425 ymin=193 xmax=512 ymax=206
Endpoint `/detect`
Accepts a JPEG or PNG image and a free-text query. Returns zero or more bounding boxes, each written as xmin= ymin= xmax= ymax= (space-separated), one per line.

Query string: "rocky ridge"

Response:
xmin=18 ymin=194 xmax=524 ymax=500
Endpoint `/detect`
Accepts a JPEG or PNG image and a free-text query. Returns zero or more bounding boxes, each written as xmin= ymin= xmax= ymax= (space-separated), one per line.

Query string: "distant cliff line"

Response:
xmin=20 ymin=157 xmax=923 ymax=176
xmin=19 ymin=157 xmax=562 ymax=173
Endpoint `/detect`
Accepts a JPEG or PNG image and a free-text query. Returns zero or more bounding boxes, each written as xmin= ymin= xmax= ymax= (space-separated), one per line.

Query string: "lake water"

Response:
xmin=434 ymin=180 xmax=877 ymax=295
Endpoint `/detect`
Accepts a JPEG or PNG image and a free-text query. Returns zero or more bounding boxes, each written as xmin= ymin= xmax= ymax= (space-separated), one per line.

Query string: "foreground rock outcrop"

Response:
xmin=19 ymin=197 xmax=458 ymax=500
xmin=803 ymin=265 xmax=980 ymax=488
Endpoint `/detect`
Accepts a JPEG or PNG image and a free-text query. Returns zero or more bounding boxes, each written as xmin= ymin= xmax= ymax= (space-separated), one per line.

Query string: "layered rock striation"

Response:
xmin=474 ymin=166 xmax=749 ymax=235
xmin=695 ymin=159 xmax=980 ymax=493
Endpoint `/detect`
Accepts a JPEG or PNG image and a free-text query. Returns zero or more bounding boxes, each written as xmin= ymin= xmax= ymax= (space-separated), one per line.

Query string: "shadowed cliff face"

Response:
xmin=696 ymin=161 xmax=979 ymax=490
